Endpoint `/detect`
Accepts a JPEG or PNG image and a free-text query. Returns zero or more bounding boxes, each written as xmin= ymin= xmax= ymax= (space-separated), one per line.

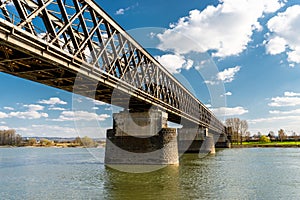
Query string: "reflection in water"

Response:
xmin=179 ymin=153 xmax=222 ymax=200
xmin=102 ymin=153 xmax=222 ymax=200
xmin=104 ymin=165 xmax=180 ymax=200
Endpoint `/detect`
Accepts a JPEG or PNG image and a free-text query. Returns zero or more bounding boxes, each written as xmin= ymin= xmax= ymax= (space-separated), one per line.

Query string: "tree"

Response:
xmin=245 ymin=131 xmax=251 ymax=142
xmin=40 ymin=138 xmax=54 ymax=146
xmin=226 ymin=118 xmax=241 ymax=144
xmin=278 ymin=129 xmax=285 ymax=142
xmin=74 ymin=136 xmax=82 ymax=144
xmin=80 ymin=136 xmax=97 ymax=148
xmin=259 ymin=135 xmax=271 ymax=143
xmin=257 ymin=132 xmax=262 ymax=138
xmin=268 ymin=131 xmax=275 ymax=140
xmin=0 ymin=129 xmax=21 ymax=146
xmin=28 ymin=138 xmax=37 ymax=146
xmin=240 ymin=120 xmax=248 ymax=144
xmin=292 ymin=132 xmax=299 ymax=142
xmin=225 ymin=118 xmax=248 ymax=144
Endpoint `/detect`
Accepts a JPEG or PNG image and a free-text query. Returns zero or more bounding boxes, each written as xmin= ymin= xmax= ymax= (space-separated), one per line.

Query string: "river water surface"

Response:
xmin=1 ymin=147 xmax=300 ymax=199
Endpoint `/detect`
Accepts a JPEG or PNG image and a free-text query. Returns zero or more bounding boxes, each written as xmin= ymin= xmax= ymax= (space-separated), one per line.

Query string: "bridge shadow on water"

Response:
xmin=101 ymin=153 xmax=222 ymax=200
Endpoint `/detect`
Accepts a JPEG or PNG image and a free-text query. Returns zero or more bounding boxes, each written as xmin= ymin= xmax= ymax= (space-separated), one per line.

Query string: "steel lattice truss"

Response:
xmin=0 ymin=0 xmax=225 ymax=133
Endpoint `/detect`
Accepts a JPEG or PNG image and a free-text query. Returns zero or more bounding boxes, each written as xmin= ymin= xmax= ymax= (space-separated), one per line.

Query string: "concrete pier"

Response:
xmin=178 ymin=127 xmax=205 ymax=153
xmin=105 ymin=110 xmax=179 ymax=165
xmin=215 ymin=132 xmax=231 ymax=148
xmin=178 ymin=127 xmax=229 ymax=154
xmin=199 ymin=134 xmax=216 ymax=155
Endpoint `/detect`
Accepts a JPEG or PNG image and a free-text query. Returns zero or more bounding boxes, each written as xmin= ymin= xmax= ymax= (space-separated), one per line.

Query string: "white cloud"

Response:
xmin=211 ymin=106 xmax=248 ymax=117
xmin=155 ymin=54 xmax=194 ymax=74
xmin=217 ymin=66 xmax=241 ymax=83
xmin=116 ymin=8 xmax=125 ymax=15
xmin=0 ymin=125 xmax=9 ymax=130
xmin=269 ymin=109 xmax=300 ymax=115
xmin=38 ymin=97 xmax=67 ymax=105
xmin=266 ymin=5 xmax=300 ymax=64
xmin=14 ymin=127 xmax=29 ymax=132
xmin=25 ymin=125 xmax=76 ymax=137
xmin=24 ymin=104 xmax=44 ymax=111
xmin=9 ymin=111 xmax=48 ymax=119
xmin=221 ymin=91 xmax=232 ymax=97
xmin=205 ymin=104 xmax=212 ymax=108
xmin=157 ymin=0 xmax=284 ymax=57
xmin=268 ymin=92 xmax=300 ymax=107
xmin=249 ymin=115 xmax=300 ymax=125
xmin=269 ymin=92 xmax=300 ymax=116
xmin=48 ymin=107 xmax=66 ymax=111
xmin=265 ymin=36 xmax=287 ymax=55
xmin=205 ymin=66 xmax=241 ymax=85
xmin=115 ymin=3 xmax=138 ymax=15
xmin=1 ymin=105 xmax=48 ymax=120
xmin=54 ymin=111 xmax=110 ymax=122
xmin=204 ymin=80 xmax=218 ymax=85
xmin=289 ymin=63 xmax=295 ymax=68
xmin=248 ymin=114 xmax=300 ymax=135
xmin=4 ymin=107 xmax=14 ymax=111
xmin=13 ymin=124 xmax=107 ymax=138
xmin=284 ymin=91 xmax=300 ymax=97
xmin=0 ymin=112 xmax=8 ymax=118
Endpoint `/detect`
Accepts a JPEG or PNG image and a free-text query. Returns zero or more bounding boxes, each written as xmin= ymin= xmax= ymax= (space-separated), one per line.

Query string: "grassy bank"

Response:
xmin=232 ymin=141 xmax=300 ymax=148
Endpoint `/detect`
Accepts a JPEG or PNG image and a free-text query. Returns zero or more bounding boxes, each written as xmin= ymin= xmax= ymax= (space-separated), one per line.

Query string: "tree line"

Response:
xmin=0 ymin=129 xmax=99 ymax=147
xmin=225 ymin=118 xmax=299 ymax=144
xmin=0 ymin=129 xmax=22 ymax=146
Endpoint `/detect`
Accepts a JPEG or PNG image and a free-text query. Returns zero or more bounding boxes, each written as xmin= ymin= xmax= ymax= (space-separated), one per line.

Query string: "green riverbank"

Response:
xmin=232 ymin=141 xmax=300 ymax=148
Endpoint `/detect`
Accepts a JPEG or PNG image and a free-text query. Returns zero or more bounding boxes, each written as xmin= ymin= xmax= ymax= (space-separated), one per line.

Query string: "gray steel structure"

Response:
xmin=0 ymin=0 xmax=225 ymax=133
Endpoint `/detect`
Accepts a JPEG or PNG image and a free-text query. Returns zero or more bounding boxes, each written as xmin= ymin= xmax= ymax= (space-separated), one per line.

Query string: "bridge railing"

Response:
xmin=0 ymin=0 xmax=225 ymax=133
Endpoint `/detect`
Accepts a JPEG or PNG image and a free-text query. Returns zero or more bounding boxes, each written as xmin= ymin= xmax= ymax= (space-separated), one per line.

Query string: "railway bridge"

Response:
xmin=0 ymin=0 xmax=229 ymax=165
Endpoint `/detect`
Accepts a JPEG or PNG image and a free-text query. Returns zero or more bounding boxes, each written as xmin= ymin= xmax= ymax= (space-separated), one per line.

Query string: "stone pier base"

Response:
xmin=104 ymin=110 xmax=179 ymax=165
xmin=105 ymin=128 xmax=178 ymax=165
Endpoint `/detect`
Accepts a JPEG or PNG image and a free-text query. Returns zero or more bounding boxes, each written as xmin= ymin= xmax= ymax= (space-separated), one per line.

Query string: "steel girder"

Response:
xmin=0 ymin=0 xmax=225 ymax=133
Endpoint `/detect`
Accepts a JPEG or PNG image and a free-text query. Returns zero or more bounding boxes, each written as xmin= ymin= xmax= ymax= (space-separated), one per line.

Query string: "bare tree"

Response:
xmin=226 ymin=118 xmax=243 ymax=144
xmin=240 ymin=120 xmax=248 ymax=144
xmin=245 ymin=131 xmax=251 ymax=142
xmin=0 ymin=129 xmax=21 ymax=146
xmin=278 ymin=129 xmax=285 ymax=142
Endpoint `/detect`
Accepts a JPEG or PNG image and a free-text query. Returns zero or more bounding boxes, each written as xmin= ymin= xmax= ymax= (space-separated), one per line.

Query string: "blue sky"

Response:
xmin=1 ymin=0 xmax=300 ymax=137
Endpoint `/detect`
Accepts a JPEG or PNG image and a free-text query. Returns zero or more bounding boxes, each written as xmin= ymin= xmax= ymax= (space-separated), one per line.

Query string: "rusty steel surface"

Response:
xmin=0 ymin=0 xmax=225 ymax=133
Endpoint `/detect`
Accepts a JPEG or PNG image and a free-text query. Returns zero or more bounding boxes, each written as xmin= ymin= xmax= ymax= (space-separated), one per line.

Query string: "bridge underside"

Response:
xmin=0 ymin=42 xmax=184 ymax=123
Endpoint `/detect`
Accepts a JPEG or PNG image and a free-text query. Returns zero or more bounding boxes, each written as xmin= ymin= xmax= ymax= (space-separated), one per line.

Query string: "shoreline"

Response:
xmin=231 ymin=143 xmax=300 ymax=148
xmin=0 ymin=145 xmax=105 ymax=148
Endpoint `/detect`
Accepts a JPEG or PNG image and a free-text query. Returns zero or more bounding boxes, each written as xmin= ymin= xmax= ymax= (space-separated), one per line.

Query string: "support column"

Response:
xmin=178 ymin=127 xmax=218 ymax=155
xmin=105 ymin=110 xmax=179 ymax=165
xmin=178 ymin=126 xmax=204 ymax=153
xmin=199 ymin=132 xmax=216 ymax=155
xmin=215 ymin=132 xmax=231 ymax=148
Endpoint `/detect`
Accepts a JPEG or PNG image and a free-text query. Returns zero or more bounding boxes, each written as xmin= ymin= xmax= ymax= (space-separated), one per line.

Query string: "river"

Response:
xmin=0 ymin=147 xmax=300 ymax=199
